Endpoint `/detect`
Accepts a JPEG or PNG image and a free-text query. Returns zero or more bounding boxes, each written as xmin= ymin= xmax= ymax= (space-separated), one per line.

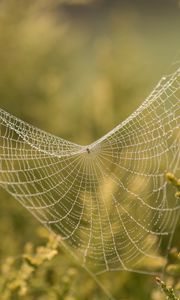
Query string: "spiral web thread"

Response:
xmin=0 ymin=64 xmax=179 ymax=278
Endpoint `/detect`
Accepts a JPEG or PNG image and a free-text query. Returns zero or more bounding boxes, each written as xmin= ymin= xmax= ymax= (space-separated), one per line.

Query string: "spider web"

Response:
xmin=0 ymin=64 xmax=179 ymax=279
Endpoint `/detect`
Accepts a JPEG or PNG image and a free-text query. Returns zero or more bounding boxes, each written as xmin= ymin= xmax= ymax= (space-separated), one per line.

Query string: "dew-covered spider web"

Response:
xmin=0 ymin=63 xmax=179 ymax=286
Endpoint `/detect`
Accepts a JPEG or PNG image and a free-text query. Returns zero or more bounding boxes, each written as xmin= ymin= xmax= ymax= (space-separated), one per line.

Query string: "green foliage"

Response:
xmin=0 ymin=231 xmax=59 ymax=299
xmin=166 ymin=173 xmax=180 ymax=199
xmin=154 ymin=175 xmax=180 ymax=300
xmin=0 ymin=229 xmax=80 ymax=300
xmin=1 ymin=231 xmax=180 ymax=300
xmin=156 ymin=276 xmax=179 ymax=300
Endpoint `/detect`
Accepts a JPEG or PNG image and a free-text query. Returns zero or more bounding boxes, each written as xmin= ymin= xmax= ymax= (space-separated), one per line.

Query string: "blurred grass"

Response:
xmin=0 ymin=0 xmax=180 ymax=299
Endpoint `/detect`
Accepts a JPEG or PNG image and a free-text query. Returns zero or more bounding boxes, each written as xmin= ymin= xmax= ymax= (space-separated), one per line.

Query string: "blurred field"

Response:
xmin=0 ymin=1 xmax=180 ymax=299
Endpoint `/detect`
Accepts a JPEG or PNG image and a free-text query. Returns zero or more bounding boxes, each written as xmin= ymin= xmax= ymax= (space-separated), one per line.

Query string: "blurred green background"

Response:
xmin=0 ymin=0 xmax=180 ymax=299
